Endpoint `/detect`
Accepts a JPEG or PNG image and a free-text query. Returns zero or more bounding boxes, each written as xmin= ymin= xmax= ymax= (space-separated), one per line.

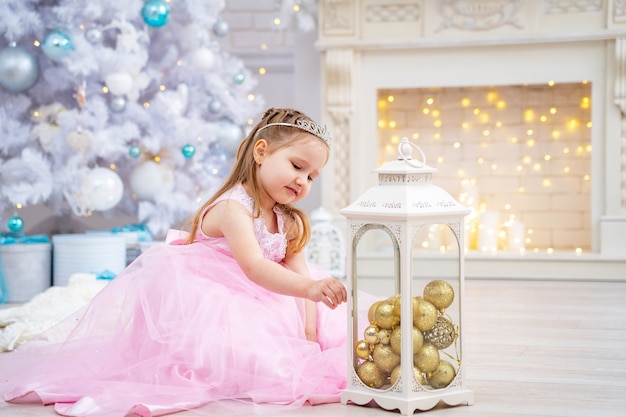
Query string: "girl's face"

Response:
xmin=254 ymin=134 xmax=329 ymax=206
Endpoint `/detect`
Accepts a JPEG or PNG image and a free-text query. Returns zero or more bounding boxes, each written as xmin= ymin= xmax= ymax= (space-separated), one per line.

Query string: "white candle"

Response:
xmin=508 ymin=220 xmax=526 ymax=252
xmin=478 ymin=210 xmax=499 ymax=252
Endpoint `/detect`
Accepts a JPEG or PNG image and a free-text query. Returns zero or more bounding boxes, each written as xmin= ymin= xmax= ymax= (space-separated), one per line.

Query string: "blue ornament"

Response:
xmin=129 ymin=145 xmax=141 ymax=158
xmin=7 ymin=216 xmax=24 ymax=233
xmin=233 ymin=73 xmax=245 ymax=85
xmin=181 ymin=144 xmax=196 ymax=159
xmin=0 ymin=45 xmax=40 ymax=93
xmin=142 ymin=0 xmax=171 ymax=27
xmin=42 ymin=30 xmax=74 ymax=61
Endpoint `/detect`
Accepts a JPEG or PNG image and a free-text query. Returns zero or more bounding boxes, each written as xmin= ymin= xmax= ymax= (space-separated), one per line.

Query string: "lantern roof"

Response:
xmin=341 ymin=138 xmax=470 ymax=219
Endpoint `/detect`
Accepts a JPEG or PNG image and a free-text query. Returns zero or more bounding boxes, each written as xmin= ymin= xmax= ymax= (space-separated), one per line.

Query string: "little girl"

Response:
xmin=0 ymin=107 xmax=372 ymax=417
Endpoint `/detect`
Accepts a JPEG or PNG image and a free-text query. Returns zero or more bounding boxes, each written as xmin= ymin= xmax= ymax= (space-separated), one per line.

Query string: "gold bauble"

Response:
xmin=368 ymin=300 xmax=381 ymax=324
xmin=392 ymin=295 xmax=421 ymax=319
xmin=377 ymin=328 xmax=391 ymax=344
xmin=387 ymin=294 xmax=401 ymax=317
xmin=414 ymin=367 xmax=429 ymax=386
xmin=364 ymin=324 xmax=380 ymax=344
xmin=427 ymin=360 xmax=457 ymax=389
xmin=414 ymin=342 xmax=440 ymax=374
xmin=424 ymin=316 xmax=456 ymax=349
xmin=357 ymin=360 xmax=388 ymax=389
xmin=374 ymin=301 xmax=400 ymax=329
xmin=423 ymin=280 xmax=455 ymax=312
xmin=389 ymin=326 xmax=424 ymax=355
xmin=390 ymin=365 xmax=401 ymax=386
xmin=412 ymin=297 xmax=438 ymax=332
xmin=373 ymin=344 xmax=401 ymax=374
xmin=355 ymin=340 xmax=372 ymax=360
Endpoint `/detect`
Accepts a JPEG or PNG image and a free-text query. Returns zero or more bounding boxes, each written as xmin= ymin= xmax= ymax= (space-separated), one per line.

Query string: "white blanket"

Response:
xmin=0 ymin=274 xmax=107 ymax=351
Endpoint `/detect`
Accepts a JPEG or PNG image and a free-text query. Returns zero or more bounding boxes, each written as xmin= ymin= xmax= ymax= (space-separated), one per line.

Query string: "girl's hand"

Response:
xmin=307 ymin=277 xmax=347 ymax=309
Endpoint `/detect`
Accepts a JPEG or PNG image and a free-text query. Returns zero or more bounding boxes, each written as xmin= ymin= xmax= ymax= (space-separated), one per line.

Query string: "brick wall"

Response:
xmin=377 ymin=83 xmax=592 ymax=252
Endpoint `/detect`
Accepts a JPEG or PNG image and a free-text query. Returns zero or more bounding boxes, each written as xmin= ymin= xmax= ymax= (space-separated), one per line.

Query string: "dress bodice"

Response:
xmin=197 ymin=184 xmax=287 ymax=263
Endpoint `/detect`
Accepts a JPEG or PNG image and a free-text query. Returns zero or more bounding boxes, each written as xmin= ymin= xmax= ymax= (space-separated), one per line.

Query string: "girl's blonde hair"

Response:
xmin=184 ymin=107 xmax=328 ymax=256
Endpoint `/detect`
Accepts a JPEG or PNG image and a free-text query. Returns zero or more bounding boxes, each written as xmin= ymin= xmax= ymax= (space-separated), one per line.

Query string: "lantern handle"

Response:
xmin=398 ymin=137 xmax=426 ymax=168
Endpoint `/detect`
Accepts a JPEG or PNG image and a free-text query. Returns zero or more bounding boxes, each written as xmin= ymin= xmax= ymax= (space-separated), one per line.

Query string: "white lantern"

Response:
xmin=340 ymin=138 xmax=474 ymax=414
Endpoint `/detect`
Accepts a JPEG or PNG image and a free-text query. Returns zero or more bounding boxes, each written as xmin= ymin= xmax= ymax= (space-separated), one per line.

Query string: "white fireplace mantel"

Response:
xmin=316 ymin=0 xmax=626 ymax=280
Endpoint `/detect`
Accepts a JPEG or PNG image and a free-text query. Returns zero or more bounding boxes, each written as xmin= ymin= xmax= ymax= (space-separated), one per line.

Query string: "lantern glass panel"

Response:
xmin=352 ymin=224 xmax=400 ymax=391
xmin=411 ymin=223 xmax=462 ymax=390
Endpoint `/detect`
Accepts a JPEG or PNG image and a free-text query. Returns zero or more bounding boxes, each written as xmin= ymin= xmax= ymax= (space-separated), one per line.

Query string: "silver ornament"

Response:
xmin=208 ymin=100 xmax=222 ymax=113
xmin=109 ymin=95 xmax=127 ymax=112
xmin=216 ymin=119 xmax=244 ymax=156
xmin=212 ymin=19 xmax=229 ymax=37
xmin=0 ymin=46 xmax=40 ymax=93
xmin=85 ymin=27 xmax=103 ymax=45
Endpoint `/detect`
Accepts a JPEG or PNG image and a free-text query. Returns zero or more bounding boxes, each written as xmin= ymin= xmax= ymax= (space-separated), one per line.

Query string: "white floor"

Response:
xmin=1 ymin=279 xmax=625 ymax=417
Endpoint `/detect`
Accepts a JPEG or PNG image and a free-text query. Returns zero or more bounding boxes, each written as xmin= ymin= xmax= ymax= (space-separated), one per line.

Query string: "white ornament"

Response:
xmin=85 ymin=167 xmax=124 ymax=211
xmin=190 ymin=48 xmax=215 ymax=70
xmin=67 ymin=129 xmax=93 ymax=152
xmin=129 ymin=160 xmax=174 ymax=201
xmin=105 ymin=72 xmax=133 ymax=96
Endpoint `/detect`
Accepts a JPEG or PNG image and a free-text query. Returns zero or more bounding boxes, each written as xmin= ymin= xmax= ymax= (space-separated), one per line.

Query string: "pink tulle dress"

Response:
xmin=0 ymin=185 xmax=374 ymax=417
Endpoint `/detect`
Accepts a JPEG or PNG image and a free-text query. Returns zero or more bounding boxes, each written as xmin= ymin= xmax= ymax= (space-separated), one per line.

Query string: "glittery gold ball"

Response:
xmin=414 ymin=342 xmax=440 ymax=374
xmin=377 ymin=328 xmax=391 ymax=344
xmin=390 ymin=364 xmax=401 ymax=386
xmin=357 ymin=360 xmax=388 ymax=389
xmin=355 ymin=340 xmax=372 ymax=360
xmin=364 ymin=324 xmax=380 ymax=344
xmin=368 ymin=300 xmax=382 ymax=324
xmin=427 ymin=360 xmax=457 ymax=389
xmin=414 ymin=367 xmax=428 ymax=386
xmin=423 ymin=280 xmax=455 ymax=312
xmin=373 ymin=344 xmax=401 ymax=374
xmin=424 ymin=316 xmax=456 ymax=349
xmin=374 ymin=301 xmax=400 ymax=329
xmin=389 ymin=325 xmax=423 ymax=355
xmin=412 ymin=297 xmax=438 ymax=332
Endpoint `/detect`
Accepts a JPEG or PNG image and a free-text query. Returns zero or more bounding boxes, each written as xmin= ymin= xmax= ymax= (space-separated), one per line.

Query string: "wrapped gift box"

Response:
xmin=52 ymin=234 xmax=126 ymax=286
xmin=0 ymin=237 xmax=52 ymax=303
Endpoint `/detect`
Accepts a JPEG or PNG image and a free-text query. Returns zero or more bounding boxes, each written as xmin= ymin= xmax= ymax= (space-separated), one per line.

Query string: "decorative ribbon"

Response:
xmin=95 ymin=270 xmax=117 ymax=280
xmin=110 ymin=224 xmax=153 ymax=242
xmin=0 ymin=233 xmax=50 ymax=245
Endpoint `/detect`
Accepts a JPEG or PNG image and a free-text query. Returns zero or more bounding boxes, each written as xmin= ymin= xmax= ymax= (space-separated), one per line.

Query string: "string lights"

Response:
xmin=378 ymin=82 xmax=592 ymax=255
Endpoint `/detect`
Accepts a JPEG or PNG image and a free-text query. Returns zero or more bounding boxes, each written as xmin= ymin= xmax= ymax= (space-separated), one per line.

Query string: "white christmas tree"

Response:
xmin=0 ymin=0 xmax=264 ymax=238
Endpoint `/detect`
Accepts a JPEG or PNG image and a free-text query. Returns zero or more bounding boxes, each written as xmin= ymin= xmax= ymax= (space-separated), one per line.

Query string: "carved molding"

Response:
xmin=436 ymin=0 xmax=524 ymax=32
xmin=325 ymin=48 xmax=354 ymax=212
xmin=321 ymin=0 xmax=356 ymax=36
xmin=365 ymin=3 xmax=420 ymax=23
xmin=616 ymin=0 xmax=626 ymax=22
xmin=614 ymin=37 xmax=626 ymax=208
xmin=544 ymin=0 xmax=603 ymax=14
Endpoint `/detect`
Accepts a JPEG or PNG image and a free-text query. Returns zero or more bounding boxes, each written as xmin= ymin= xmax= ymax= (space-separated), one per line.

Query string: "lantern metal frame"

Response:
xmin=340 ymin=138 xmax=474 ymax=414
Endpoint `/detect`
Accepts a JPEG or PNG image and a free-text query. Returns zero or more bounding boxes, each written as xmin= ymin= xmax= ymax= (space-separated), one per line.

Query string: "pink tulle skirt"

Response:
xmin=0 ymin=240 xmax=375 ymax=417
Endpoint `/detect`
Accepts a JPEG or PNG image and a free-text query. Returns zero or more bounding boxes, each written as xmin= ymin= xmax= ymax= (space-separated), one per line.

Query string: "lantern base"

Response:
xmin=341 ymin=388 xmax=474 ymax=415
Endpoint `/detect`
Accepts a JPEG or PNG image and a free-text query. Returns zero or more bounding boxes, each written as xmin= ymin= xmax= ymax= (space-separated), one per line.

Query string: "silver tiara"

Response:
xmin=254 ymin=119 xmax=332 ymax=147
